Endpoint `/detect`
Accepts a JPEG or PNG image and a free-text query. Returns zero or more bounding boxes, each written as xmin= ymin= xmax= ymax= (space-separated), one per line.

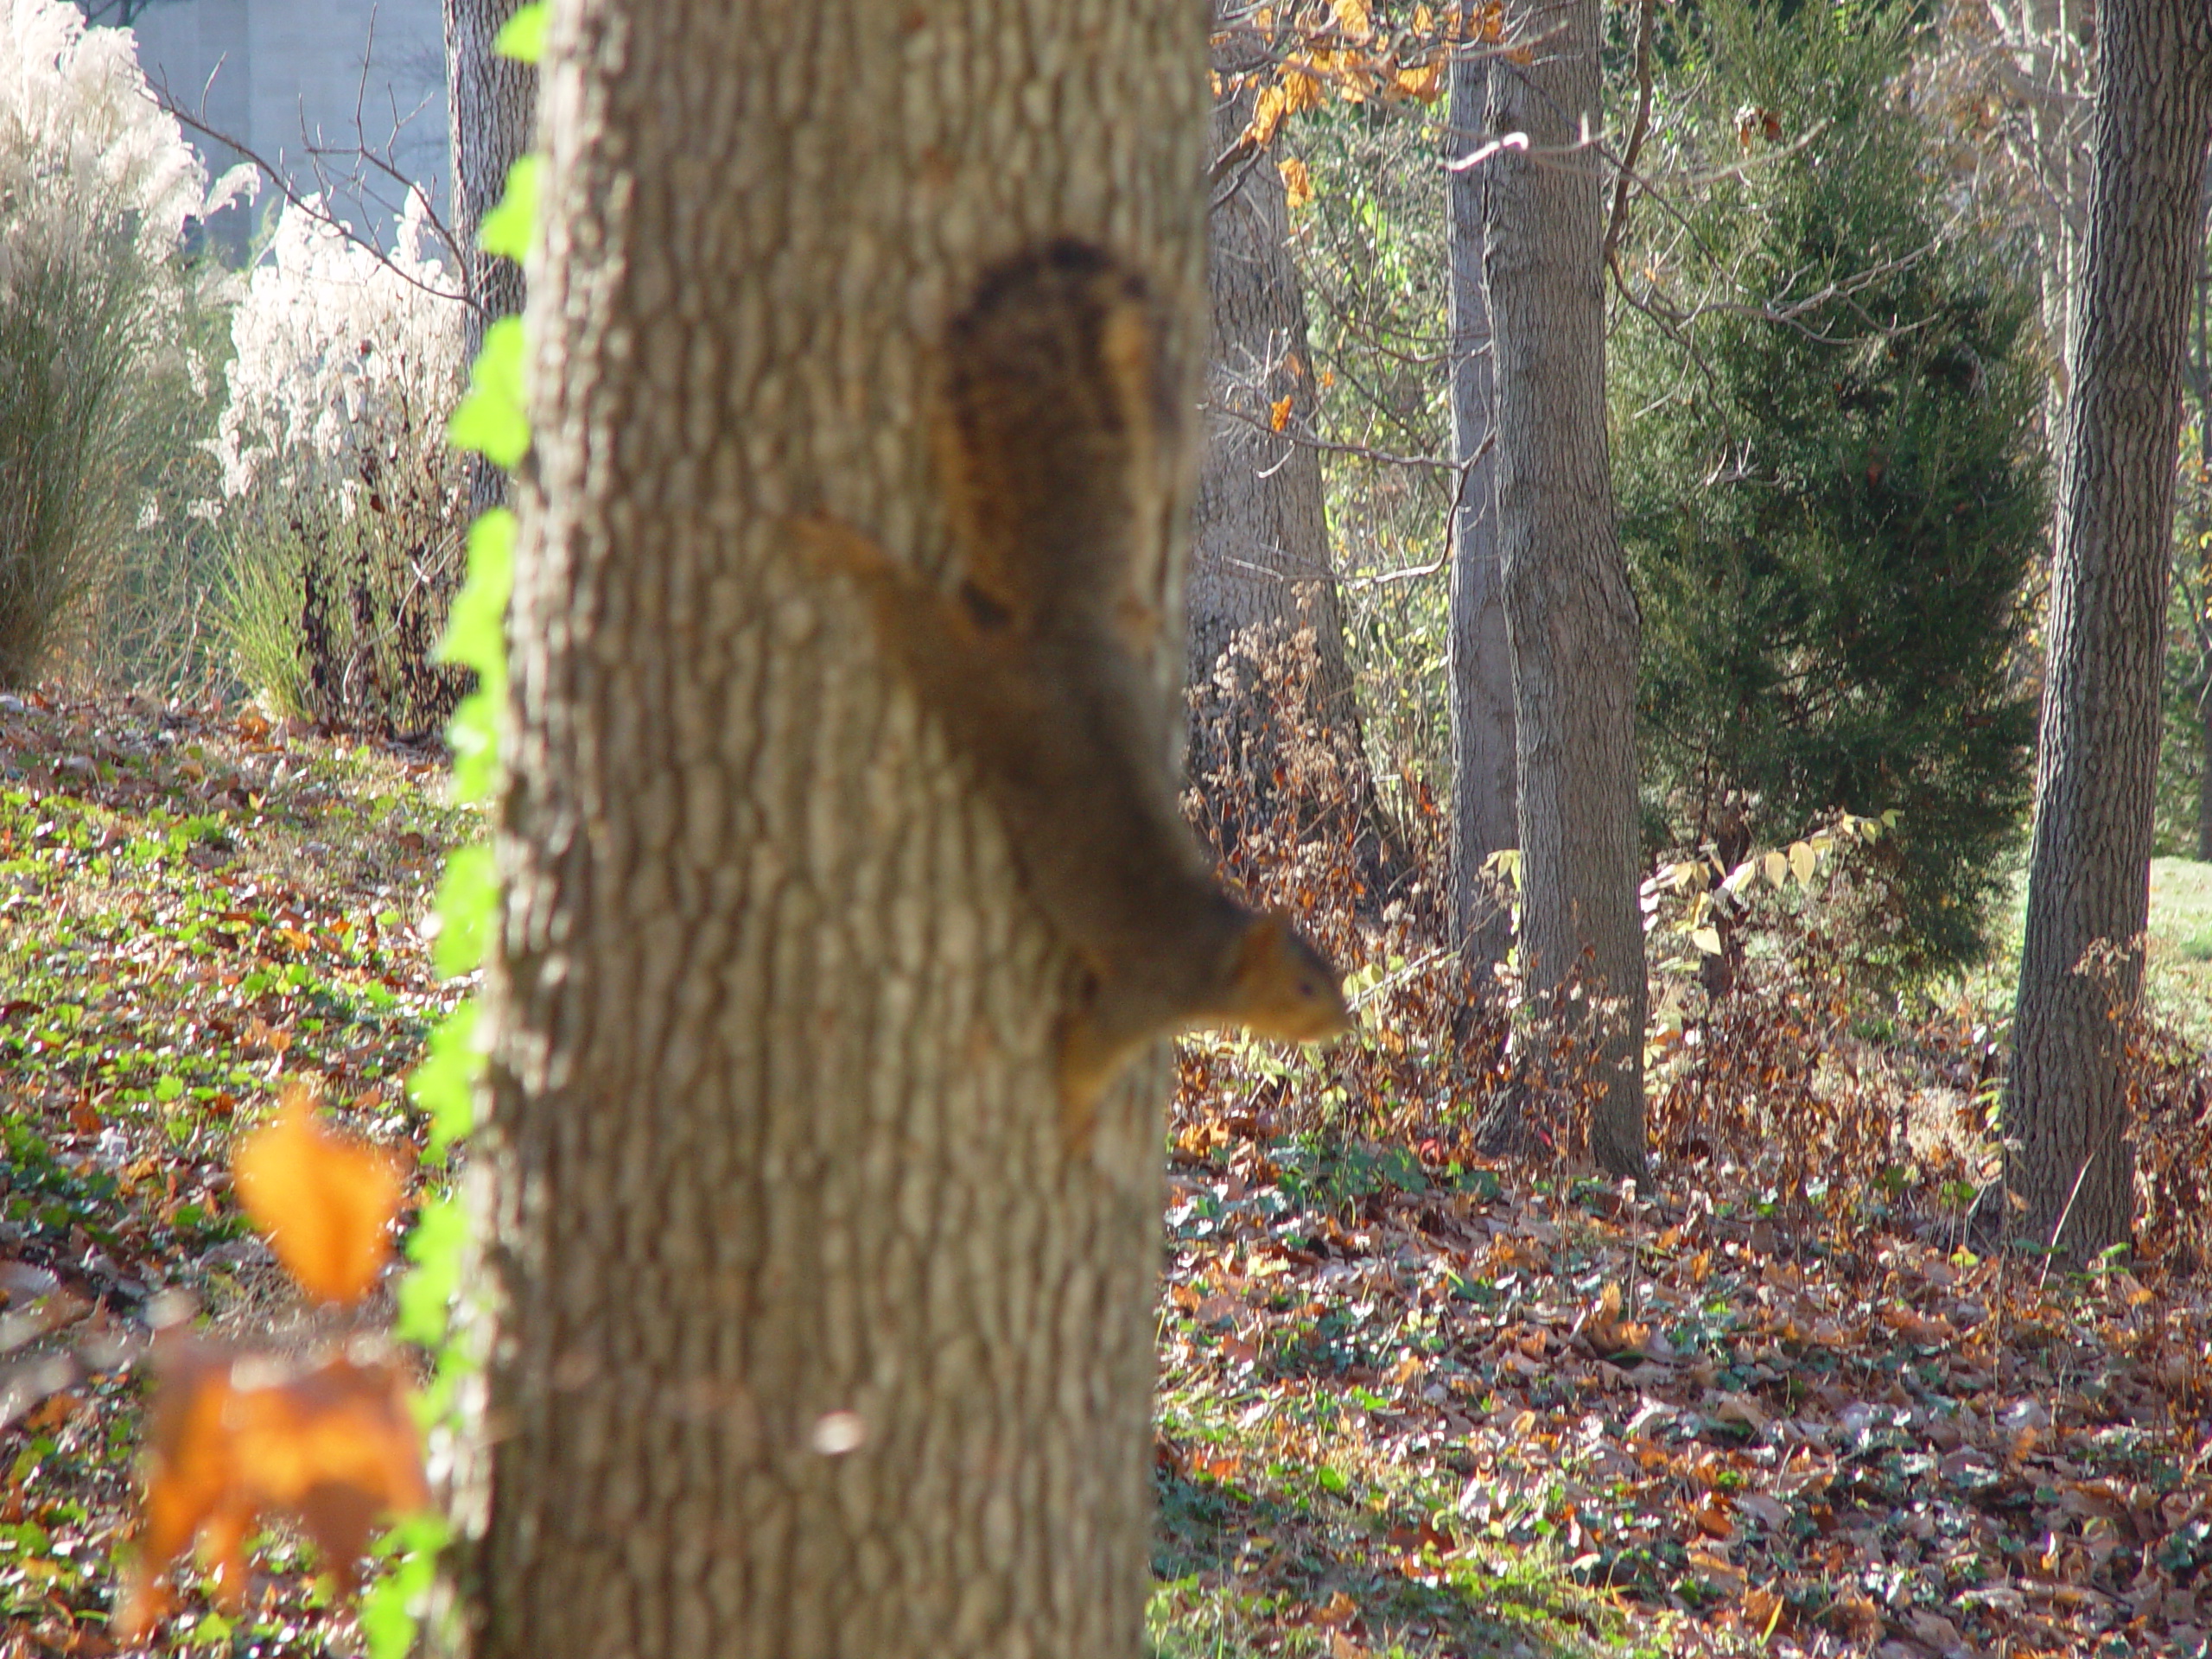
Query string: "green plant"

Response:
xmin=0 ymin=3 xmax=242 ymax=685
xmin=215 ymin=450 xmax=468 ymax=735
xmin=205 ymin=186 xmax=468 ymax=733
xmin=1611 ymin=0 xmax=2047 ymax=974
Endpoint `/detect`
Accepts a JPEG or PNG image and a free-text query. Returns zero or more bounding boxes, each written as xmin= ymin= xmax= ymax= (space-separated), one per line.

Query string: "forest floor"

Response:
xmin=3 ymin=690 xmax=2212 ymax=1658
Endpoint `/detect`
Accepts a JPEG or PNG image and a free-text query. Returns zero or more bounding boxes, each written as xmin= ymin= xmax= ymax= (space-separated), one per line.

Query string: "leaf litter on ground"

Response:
xmin=7 ymin=687 xmax=2212 ymax=1658
xmin=1 ymin=689 xmax=463 ymax=1655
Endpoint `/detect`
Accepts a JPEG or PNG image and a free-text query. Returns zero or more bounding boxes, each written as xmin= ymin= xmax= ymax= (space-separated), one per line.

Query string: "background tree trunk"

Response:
xmin=1998 ymin=0 xmax=2096 ymax=442
xmin=443 ymin=0 xmax=533 ymax=516
xmin=465 ymin=5 xmax=1207 ymax=1656
xmin=1445 ymin=52 xmax=1515 ymax=968
xmin=1485 ymin=0 xmax=1647 ymax=1179
xmin=1187 ymin=25 xmax=1376 ymax=874
xmin=2005 ymin=0 xmax=2212 ymax=1258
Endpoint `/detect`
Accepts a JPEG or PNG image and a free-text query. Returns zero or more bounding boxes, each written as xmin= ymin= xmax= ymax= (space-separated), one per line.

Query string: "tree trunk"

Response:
xmin=443 ymin=0 xmax=533 ymax=517
xmin=1445 ymin=52 xmax=1515 ymax=968
xmin=1186 ymin=32 xmax=1370 ymax=855
xmin=2005 ymin=0 xmax=2212 ymax=1259
xmin=2019 ymin=0 xmax=2094 ymax=436
xmin=1485 ymin=0 xmax=1647 ymax=1179
xmin=463 ymin=5 xmax=1206 ymax=1657
xmin=2198 ymin=684 xmax=2212 ymax=862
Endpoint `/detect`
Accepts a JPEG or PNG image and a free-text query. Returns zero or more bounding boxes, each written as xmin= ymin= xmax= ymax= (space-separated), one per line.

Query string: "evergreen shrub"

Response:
xmin=1612 ymin=0 xmax=2048 ymax=972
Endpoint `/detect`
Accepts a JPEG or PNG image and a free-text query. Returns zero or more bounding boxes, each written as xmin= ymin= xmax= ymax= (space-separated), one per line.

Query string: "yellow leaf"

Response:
xmin=1395 ymin=60 xmax=1445 ymax=101
xmin=1330 ymin=0 xmax=1373 ymax=41
xmin=232 ymin=1084 xmax=404 ymax=1305
xmin=1414 ymin=3 xmax=1436 ymax=31
xmin=1762 ymin=849 xmax=1788 ymax=888
xmin=1243 ymin=83 xmax=1290 ymax=149
xmin=1269 ymin=394 xmax=1294 ymax=432
xmin=1789 ymin=840 xmax=1817 ymax=886
xmin=1279 ymin=156 xmax=1313 ymax=209
xmin=1691 ymin=925 xmax=1723 ymax=956
xmin=1282 ymin=63 xmax=1326 ymax=114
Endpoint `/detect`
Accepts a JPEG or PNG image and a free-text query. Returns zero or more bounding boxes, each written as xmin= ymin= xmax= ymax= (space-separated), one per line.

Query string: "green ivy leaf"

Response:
xmin=478 ymin=156 xmax=541 ymax=260
xmin=432 ymin=845 xmax=498 ymax=979
xmin=361 ymin=1512 xmax=454 ymax=1659
xmin=407 ymin=999 xmax=483 ymax=1160
xmin=447 ymin=317 xmax=530 ymax=468
xmin=396 ymin=1192 xmax=469 ymax=1346
xmin=437 ymin=510 xmax=513 ymax=682
xmin=493 ymin=2 xmax=548 ymax=62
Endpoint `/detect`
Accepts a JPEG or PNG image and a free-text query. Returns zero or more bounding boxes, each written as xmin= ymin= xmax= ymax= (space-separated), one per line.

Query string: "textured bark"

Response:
xmin=443 ymin=0 xmax=534 ymax=516
xmin=1444 ymin=53 xmax=1515 ymax=967
xmin=1187 ymin=38 xmax=1363 ymax=806
xmin=1486 ymin=0 xmax=1647 ymax=1179
xmin=463 ymin=5 xmax=1207 ymax=1657
xmin=2006 ymin=0 xmax=2212 ymax=1258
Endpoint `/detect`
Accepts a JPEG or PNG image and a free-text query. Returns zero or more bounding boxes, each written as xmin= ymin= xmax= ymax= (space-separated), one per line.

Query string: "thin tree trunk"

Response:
xmin=2005 ymin=0 xmax=2212 ymax=1258
xmin=2198 ymin=686 xmax=2212 ymax=861
xmin=463 ymin=4 xmax=1207 ymax=1656
xmin=1445 ymin=52 xmax=1515 ymax=967
xmin=1188 ymin=38 xmax=1368 ymax=844
xmin=1486 ymin=0 xmax=1647 ymax=1179
xmin=443 ymin=0 xmax=533 ymax=517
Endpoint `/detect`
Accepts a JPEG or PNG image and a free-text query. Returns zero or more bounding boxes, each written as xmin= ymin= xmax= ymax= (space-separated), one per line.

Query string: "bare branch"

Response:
xmin=1601 ymin=0 xmax=1656 ymax=266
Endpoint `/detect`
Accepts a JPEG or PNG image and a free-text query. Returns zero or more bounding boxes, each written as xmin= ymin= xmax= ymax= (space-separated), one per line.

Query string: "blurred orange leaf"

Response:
xmin=232 ymin=1084 xmax=404 ymax=1305
xmin=1270 ymin=395 xmax=1294 ymax=432
xmin=1329 ymin=0 xmax=1372 ymax=41
xmin=119 ymin=1335 xmax=428 ymax=1637
xmin=1244 ymin=83 xmax=1291 ymax=149
xmin=1394 ymin=60 xmax=1445 ymax=102
xmin=1280 ymin=155 xmax=1313 ymax=209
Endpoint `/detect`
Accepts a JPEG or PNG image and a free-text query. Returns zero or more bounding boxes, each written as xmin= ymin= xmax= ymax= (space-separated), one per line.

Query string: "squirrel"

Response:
xmin=795 ymin=238 xmax=1351 ymax=1147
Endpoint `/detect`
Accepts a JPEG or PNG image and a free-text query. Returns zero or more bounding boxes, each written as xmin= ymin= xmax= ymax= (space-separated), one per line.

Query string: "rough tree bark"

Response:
xmin=462 ymin=5 xmax=1207 ymax=1657
xmin=1445 ymin=51 xmax=1516 ymax=967
xmin=1485 ymin=0 xmax=1647 ymax=1179
xmin=1187 ymin=30 xmax=1368 ymax=837
xmin=2006 ymin=0 xmax=2212 ymax=1258
xmin=443 ymin=0 xmax=533 ymax=516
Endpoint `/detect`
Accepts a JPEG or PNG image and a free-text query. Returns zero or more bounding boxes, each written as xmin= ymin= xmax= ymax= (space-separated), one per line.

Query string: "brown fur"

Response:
xmin=796 ymin=240 xmax=1351 ymax=1147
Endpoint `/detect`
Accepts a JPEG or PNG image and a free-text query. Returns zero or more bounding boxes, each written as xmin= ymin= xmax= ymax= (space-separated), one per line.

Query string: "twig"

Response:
xmin=1600 ymin=0 xmax=1656 ymax=266
xmin=2035 ymin=1154 xmax=2096 ymax=1292
xmin=1205 ymin=399 xmax=1462 ymax=476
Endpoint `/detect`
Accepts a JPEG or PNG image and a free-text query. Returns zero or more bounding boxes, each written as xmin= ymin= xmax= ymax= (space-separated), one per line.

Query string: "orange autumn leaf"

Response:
xmin=1269 ymin=394 xmax=1294 ymax=432
xmin=119 ymin=1335 xmax=428 ymax=1637
xmin=1329 ymin=0 xmax=1372 ymax=41
xmin=232 ymin=1084 xmax=404 ymax=1305
xmin=1394 ymin=58 xmax=1446 ymax=102
xmin=1243 ymin=82 xmax=1292 ymax=149
xmin=1281 ymin=62 xmax=1326 ymax=115
xmin=1280 ymin=155 xmax=1313 ymax=210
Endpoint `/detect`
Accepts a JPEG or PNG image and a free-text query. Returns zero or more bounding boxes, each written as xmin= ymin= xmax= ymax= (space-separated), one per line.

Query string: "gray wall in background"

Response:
xmin=124 ymin=0 xmax=448 ymax=253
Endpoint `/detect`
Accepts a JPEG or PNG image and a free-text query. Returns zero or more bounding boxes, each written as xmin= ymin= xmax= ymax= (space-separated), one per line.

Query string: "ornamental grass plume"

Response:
xmin=0 ymin=0 xmax=249 ymax=683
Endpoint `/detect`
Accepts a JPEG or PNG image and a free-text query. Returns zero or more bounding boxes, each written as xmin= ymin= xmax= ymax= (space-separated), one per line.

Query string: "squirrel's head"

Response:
xmin=1225 ymin=914 xmax=1354 ymax=1044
